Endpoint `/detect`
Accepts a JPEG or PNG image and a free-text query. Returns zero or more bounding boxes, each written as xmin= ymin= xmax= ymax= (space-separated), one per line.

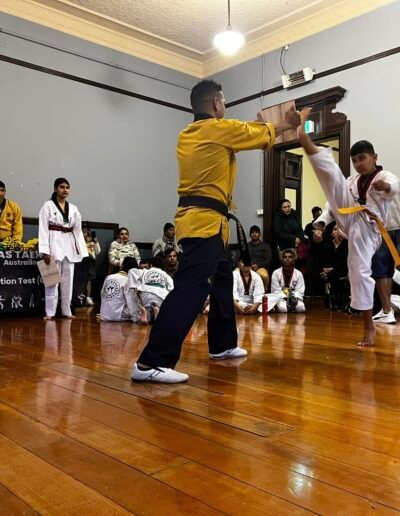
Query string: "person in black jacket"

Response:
xmin=320 ymin=224 xmax=349 ymax=310
xmin=272 ymin=199 xmax=304 ymax=252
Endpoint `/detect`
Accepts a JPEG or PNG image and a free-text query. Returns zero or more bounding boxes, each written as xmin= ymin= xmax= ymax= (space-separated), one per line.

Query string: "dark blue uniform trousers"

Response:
xmin=137 ymin=233 xmax=238 ymax=368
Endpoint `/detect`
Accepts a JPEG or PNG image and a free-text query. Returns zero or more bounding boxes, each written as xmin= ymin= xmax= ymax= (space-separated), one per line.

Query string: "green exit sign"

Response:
xmin=304 ymin=120 xmax=315 ymax=134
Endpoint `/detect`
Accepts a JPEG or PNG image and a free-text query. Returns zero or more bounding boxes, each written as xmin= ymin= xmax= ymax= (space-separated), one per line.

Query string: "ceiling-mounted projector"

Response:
xmin=281 ymin=67 xmax=314 ymax=89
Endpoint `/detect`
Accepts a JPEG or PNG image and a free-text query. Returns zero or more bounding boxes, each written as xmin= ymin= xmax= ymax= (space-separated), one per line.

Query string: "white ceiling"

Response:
xmin=2 ymin=0 xmax=395 ymax=77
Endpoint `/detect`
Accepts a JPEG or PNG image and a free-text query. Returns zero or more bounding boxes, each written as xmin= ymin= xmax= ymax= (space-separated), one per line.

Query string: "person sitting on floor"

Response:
xmin=248 ymin=225 xmax=272 ymax=291
xmin=128 ymin=255 xmax=174 ymax=323
xmin=271 ymin=248 xmax=306 ymax=312
xmin=233 ymin=260 xmax=264 ymax=314
xmin=164 ymin=248 xmax=179 ymax=278
xmin=100 ymin=257 xmax=140 ymax=322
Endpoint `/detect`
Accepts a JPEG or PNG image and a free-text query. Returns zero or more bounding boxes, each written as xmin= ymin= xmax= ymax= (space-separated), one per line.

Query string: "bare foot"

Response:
xmin=43 ymin=316 xmax=54 ymax=321
xmin=357 ymin=325 xmax=376 ymax=347
xmin=139 ymin=306 xmax=148 ymax=325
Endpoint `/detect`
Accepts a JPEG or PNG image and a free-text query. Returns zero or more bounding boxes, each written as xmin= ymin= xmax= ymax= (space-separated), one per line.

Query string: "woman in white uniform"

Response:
xmin=39 ymin=177 xmax=88 ymax=320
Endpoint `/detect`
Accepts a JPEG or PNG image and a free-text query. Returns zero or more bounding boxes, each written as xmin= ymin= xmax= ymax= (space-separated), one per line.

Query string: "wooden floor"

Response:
xmin=1 ymin=306 xmax=400 ymax=515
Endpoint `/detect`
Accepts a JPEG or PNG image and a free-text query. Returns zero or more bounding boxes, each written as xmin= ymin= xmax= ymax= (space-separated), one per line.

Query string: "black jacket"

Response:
xmin=272 ymin=209 xmax=303 ymax=251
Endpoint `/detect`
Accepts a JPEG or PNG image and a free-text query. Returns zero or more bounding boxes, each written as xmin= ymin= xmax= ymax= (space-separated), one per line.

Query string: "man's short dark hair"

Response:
xmin=163 ymin=222 xmax=174 ymax=233
xmin=0 ymin=181 xmax=5 ymax=189
xmin=350 ymin=140 xmax=375 ymax=156
xmin=164 ymin=248 xmax=178 ymax=258
xmin=249 ymin=225 xmax=260 ymax=234
xmin=312 ymin=206 xmax=322 ymax=214
xmin=281 ymin=248 xmax=295 ymax=258
xmin=122 ymin=256 xmax=138 ymax=272
xmin=190 ymin=80 xmax=222 ymax=113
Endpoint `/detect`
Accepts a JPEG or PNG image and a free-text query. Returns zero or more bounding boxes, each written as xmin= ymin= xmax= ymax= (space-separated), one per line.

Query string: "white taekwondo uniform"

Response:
xmin=271 ymin=267 xmax=306 ymax=312
xmin=39 ymin=200 xmax=88 ymax=317
xmin=128 ymin=267 xmax=173 ymax=308
xmin=100 ymin=271 xmax=140 ymax=322
xmin=309 ymin=147 xmax=399 ymax=311
xmin=232 ymin=268 xmax=264 ymax=310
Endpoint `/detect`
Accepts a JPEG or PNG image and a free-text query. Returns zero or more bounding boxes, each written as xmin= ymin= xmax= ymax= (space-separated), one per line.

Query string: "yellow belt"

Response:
xmin=338 ymin=206 xmax=400 ymax=267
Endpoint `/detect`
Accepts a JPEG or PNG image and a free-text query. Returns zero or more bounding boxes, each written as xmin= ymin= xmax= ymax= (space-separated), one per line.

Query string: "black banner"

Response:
xmin=0 ymin=250 xmax=44 ymax=314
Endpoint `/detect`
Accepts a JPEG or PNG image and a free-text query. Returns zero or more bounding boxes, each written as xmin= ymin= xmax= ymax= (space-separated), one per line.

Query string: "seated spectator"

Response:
xmin=164 ymin=248 xmax=179 ymax=278
xmin=271 ymin=249 xmax=306 ymax=312
xmin=108 ymin=227 xmax=141 ymax=272
xmin=100 ymin=257 xmax=140 ymax=322
xmin=248 ymin=225 xmax=272 ymax=291
xmin=321 ymin=224 xmax=349 ymax=310
xmin=0 ymin=180 xmax=23 ymax=241
xmin=152 ymin=222 xmax=181 ymax=257
xmin=233 ymin=260 xmax=264 ymax=314
xmin=128 ymin=255 xmax=174 ymax=323
xmin=304 ymin=206 xmax=322 ymax=241
xmin=272 ymin=199 xmax=304 ymax=253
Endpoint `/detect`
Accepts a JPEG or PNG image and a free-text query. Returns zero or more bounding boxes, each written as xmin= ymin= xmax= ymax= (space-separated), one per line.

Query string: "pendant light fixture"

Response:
xmin=213 ymin=0 xmax=245 ymax=56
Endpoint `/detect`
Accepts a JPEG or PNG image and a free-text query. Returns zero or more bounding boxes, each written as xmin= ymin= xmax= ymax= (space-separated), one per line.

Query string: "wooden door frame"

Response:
xmin=263 ymin=86 xmax=350 ymax=241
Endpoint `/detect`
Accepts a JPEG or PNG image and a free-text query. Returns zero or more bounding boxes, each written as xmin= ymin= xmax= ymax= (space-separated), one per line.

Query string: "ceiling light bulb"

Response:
xmin=213 ymin=26 xmax=245 ymax=56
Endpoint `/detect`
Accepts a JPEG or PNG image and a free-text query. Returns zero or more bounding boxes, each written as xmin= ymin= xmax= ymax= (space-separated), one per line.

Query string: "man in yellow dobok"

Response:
xmin=0 ymin=181 xmax=23 ymax=242
xmin=132 ymin=80 xmax=300 ymax=383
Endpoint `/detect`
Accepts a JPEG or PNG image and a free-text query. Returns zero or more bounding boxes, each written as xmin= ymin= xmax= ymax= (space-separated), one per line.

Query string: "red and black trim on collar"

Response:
xmin=357 ymin=166 xmax=383 ymax=205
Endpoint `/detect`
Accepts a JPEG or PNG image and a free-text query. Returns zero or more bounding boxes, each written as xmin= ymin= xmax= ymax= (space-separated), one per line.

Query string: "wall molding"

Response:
xmin=1 ymin=0 xmax=395 ymax=78
xmin=2 ymin=43 xmax=400 ymax=115
xmin=0 ymin=53 xmax=192 ymax=113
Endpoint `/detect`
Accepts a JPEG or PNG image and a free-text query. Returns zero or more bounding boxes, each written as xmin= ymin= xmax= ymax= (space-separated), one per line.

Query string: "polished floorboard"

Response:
xmin=0 ymin=305 xmax=400 ymax=515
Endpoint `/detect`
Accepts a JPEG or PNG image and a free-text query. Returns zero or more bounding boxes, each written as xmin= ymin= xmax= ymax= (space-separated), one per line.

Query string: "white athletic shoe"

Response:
xmin=209 ymin=347 xmax=248 ymax=360
xmin=372 ymin=309 xmax=396 ymax=324
xmin=131 ymin=363 xmax=189 ymax=383
xmin=86 ymin=297 xmax=94 ymax=306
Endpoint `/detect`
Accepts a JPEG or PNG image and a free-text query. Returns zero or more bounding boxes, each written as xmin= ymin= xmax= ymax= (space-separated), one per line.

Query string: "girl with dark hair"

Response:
xmin=38 ymin=177 xmax=88 ymax=320
xmin=272 ymin=198 xmax=304 ymax=252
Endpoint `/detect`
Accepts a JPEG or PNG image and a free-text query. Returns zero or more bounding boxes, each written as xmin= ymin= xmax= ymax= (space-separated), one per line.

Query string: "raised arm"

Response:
xmin=297 ymin=108 xmax=320 ymax=155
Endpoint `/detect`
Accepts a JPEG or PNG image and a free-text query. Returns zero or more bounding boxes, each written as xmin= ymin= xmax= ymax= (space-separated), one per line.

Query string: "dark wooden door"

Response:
xmin=280 ymin=151 xmax=303 ymax=218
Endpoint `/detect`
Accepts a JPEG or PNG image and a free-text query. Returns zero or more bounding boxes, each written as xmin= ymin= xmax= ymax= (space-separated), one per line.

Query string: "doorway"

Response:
xmin=263 ymin=86 xmax=350 ymax=241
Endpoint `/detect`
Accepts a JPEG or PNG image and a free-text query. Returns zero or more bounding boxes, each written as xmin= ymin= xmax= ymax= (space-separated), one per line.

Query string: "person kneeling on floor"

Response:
xmin=271 ymin=249 xmax=306 ymax=313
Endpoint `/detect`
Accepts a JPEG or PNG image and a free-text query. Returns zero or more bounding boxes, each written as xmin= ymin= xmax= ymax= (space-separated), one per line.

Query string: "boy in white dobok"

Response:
xmin=271 ymin=249 xmax=306 ymax=313
xmin=232 ymin=260 xmax=264 ymax=314
xmin=100 ymin=257 xmax=140 ymax=322
xmin=128 ymin=255 xmax=174 ymax=323
xmin=298 ymin=109 xmax=399 ymax=346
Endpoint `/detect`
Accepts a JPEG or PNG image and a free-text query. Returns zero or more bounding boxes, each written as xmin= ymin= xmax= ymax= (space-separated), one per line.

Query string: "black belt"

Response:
xmin=178 ymin=195 xmax=251 ymax=266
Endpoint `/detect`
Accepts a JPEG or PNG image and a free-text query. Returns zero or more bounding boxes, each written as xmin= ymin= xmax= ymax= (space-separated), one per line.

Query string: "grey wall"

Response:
xmin=212 ymin=1 xmax=400 ymax=235
xmin=2 ymin=1 xmax=400 ymax=243
xmin=0 ymin=13 xmax=195 ymax=242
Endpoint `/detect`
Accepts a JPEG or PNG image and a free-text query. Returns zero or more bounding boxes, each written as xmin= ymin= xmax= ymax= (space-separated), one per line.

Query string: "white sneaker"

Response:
xmin=373 ymin=309 xmax=396 ymax=324
xmin=86 ymin=297 xmax=94 ymax=306
xmin=209 ymin=347 xmax=248 ymax=360
xmin=131 ymin=363 xmax=189 ymax=383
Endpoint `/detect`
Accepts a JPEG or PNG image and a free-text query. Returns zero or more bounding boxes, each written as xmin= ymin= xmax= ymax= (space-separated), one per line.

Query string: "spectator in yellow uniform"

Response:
xmin=0 ymin=181 xmax=23 ymax=241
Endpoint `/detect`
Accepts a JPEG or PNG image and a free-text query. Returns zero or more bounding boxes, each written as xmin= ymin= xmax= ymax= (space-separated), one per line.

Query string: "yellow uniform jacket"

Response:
xmin=175 ymin=118 xmax=275 ymax=244
xmin=0 ymin=199 xmax=23 ymax=241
